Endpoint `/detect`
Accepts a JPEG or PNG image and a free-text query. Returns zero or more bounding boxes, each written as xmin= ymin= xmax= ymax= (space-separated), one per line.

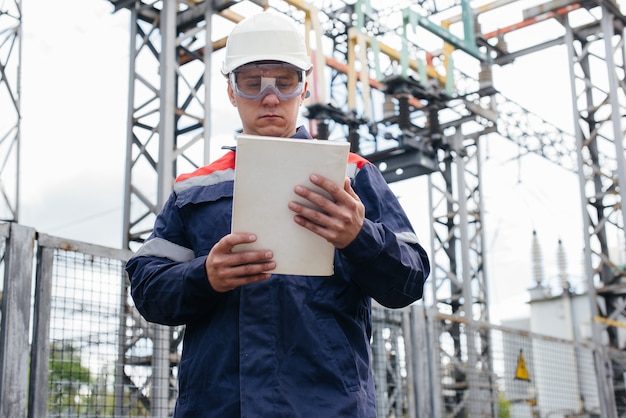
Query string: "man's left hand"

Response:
xmin=288 ymin=174 xmax=365 ymax=249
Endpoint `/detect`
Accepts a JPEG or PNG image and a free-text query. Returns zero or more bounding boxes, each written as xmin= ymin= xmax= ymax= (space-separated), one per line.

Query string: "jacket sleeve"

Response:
xmin=339 ymin=164 xmax=430 ymax=309
xmin=125 ymin=193 xmax=224 ymax=326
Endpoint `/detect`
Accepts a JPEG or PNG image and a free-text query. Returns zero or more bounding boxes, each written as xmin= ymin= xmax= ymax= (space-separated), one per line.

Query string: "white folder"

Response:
xmin=232 ymin=134 xmax=350 ymax=276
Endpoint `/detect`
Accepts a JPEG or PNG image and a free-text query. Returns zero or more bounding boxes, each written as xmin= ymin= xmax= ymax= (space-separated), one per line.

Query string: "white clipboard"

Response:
xmin=231 ymin=134 xmax=350 ymax=276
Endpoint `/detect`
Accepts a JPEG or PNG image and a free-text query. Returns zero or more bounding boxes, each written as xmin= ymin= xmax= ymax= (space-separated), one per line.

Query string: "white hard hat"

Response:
xmin=221 ymin=12 xmax=312 ymax=76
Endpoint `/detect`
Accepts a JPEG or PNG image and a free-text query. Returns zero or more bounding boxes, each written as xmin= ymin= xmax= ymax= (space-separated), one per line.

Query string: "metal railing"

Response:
xmin=0 ymin=222 xmax=617 ymax=417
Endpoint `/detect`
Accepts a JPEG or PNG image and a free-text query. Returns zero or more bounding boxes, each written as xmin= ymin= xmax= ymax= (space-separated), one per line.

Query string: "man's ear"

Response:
xmin=227 ymin=83 xmax=237 ymax=106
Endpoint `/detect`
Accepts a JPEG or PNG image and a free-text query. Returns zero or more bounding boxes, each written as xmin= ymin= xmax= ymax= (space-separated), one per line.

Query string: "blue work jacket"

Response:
xmin=125 ymin=127 xmax=430 ymax=417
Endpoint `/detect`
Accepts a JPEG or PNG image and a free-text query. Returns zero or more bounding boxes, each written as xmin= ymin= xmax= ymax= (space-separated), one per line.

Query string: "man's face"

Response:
xmin=227 ymin=62 xmax=308 ymax=138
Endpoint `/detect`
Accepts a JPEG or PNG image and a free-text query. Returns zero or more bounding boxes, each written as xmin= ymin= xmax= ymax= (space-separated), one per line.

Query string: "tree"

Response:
xmin=48 ymin=342 xmax=92 ymax=416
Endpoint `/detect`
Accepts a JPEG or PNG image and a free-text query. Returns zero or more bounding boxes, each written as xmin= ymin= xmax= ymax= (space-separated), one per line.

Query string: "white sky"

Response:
xmin=17 ymin=0 xmax=588 ymax=322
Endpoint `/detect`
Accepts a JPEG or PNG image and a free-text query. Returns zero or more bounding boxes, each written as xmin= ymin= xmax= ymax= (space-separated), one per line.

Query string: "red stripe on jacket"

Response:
xmin=175 ymin=149 xmax=371 ymax=183
xmin=175 ymin=151 xmax=236 ymax=183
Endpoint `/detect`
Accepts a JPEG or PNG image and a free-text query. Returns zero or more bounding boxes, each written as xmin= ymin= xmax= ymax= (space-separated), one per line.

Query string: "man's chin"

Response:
xmin=251 ymin=127 xmax=292 ymax=138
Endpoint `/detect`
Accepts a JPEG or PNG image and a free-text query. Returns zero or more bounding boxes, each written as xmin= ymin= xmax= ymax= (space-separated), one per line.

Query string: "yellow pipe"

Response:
xmin=595 ymin=316 xmax=626 ymax=329
xmin=441 ymin=0 xmax=519 ymax=26
xmin=348 ymin=28 xmax=446 ymax=86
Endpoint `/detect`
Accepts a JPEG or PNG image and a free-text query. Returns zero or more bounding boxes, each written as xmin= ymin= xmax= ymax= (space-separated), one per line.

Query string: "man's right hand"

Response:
xmin=205 ymin=233 xmax=275 ymax=292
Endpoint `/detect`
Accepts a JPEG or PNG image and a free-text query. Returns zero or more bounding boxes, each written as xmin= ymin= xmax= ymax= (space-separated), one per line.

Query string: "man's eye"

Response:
xmin=243 ymin=81 xmax=261 ymax=89
xmin=278 ymin=80 xmax=296 ymax=89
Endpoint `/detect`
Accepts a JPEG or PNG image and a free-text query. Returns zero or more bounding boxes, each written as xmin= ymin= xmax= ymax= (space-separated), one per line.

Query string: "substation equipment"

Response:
xmin=2 ymin=0 xmax=626 ymax=416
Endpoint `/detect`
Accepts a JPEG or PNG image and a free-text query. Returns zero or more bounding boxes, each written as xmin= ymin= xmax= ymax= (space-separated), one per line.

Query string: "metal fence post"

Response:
xmin=410 ymin=304 xmax=434 ymax=418
xmin=28 ymin=244 xmax=54 ymax=418
xmin=0 ymin=223 xmax=36 ymax=418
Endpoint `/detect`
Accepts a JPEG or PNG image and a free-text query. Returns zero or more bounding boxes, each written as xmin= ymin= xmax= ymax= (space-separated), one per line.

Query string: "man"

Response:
xmin=126 ymin=11 xmax=430 ymax=418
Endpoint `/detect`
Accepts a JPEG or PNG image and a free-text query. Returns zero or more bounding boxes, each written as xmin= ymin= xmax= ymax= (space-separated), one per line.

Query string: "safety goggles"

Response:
xmin=230 ymin=63 xmax=305 ymax=101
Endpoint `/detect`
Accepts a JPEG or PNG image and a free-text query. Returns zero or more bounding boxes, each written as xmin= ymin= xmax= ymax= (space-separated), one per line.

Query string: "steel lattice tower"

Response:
xmin=0 ymin=0 xmax=22 ymax=223
xmin=105 ymin=0 xmax=626 ymax=416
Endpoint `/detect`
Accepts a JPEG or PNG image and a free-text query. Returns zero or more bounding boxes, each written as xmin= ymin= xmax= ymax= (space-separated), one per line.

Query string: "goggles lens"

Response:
xmin=231 ymin=63 xmax=305 ymax=100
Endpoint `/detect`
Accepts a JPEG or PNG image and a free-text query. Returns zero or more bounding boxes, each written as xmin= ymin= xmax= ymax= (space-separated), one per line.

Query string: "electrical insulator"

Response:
xmin=531 ymin=229 xmax=545 ymax=285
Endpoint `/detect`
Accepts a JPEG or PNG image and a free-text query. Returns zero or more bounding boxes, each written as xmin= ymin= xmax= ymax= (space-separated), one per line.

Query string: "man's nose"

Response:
xmin=260 ymin=92 xmax=281 ymax=105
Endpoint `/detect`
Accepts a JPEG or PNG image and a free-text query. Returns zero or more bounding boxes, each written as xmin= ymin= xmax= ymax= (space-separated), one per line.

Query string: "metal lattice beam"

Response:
xmin=110 ymin=0 xmax=626 ymax=416
xmin=0 ymin=0 xmax=21 ymax=222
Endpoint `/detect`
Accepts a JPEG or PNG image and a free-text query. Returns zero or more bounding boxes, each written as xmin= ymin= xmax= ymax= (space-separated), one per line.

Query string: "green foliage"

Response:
xmin=498 ymin=392 xmax=511 ymax=418
xmin=47 ymin=341 xmax=152 ymax=416
xmin=49 ymin=342 xmax=91 ymax=384
xmin=48 ymin=342 xmax=94 ymax=415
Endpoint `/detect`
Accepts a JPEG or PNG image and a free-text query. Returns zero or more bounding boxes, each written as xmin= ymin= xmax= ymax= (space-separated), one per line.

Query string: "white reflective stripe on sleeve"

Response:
xmin=131 ymin=237 xmax=196 ymax=262
xmin=395 ymin=231 xmax=420 ymax=245
xmin=174 ymin=168 xmax=235 ymax=194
